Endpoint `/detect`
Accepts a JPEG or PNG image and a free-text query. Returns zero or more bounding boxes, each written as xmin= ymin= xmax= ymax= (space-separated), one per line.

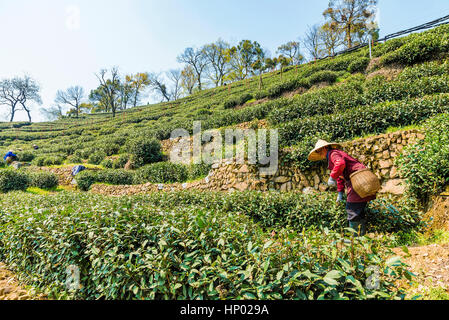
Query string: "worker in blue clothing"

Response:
xmin=3 ymin=151 xmax=18 ymax=165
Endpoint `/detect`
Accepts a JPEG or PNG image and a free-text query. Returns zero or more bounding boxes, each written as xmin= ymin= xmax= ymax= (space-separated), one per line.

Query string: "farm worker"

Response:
xmin=3 ymin=151 xmax=18 ymax=165
xmin=308 ymin=140 xmax=376 ymax=236
xmin=71 ymin=165 xmax=86 ymax=176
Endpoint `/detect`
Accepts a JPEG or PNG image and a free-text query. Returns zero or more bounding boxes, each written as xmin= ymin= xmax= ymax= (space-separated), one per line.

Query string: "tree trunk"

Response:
xmin=133 ymin=92 xmax=138 ymax=108
xmin=9 ymin=109 xmax=15 ymax=122
xmin=347 ymin=25 xmax=352 ymax=48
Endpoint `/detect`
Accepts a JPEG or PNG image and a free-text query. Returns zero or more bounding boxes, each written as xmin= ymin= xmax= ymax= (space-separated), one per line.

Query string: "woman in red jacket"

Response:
xmin=308 ymin=140 xmax=375 ymax=236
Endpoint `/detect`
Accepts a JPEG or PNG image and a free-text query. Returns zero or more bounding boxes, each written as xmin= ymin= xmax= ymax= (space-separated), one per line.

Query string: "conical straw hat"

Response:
xmin=307 ymin=139 xmax=342 ymax=161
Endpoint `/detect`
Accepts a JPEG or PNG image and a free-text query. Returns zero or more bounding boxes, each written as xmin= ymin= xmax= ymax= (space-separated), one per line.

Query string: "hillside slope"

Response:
xmin=1 ymin=24 xmax=449 ymax=172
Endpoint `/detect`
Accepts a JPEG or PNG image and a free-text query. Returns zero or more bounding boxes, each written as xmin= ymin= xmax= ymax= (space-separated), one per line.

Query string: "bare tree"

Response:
xmin=94 ymin=67 xmax=121 ymax=117
xmin=0 ymin=79 xmax=21 ymax=122
xmin=323 ymin=0 xmax=378 ymax=48
xmin=166 ymin=69 xmax=183 ymax=101
xmin=40 ymin=105 xmax=65 ymax=120
xmin=0 ymin=75 xmax=41 ymax=122
xmin=303 ymin=25 xmax=324 ymax=61
xmin=55 ymin=86 xmax=85 ymax=117
xmin=203 ymin=39 xmax=231 ymax=87
xmin=148 ymin=73 xmax=171 ymax=102
xmin=177 ymin=47 xmax=209 ymax=91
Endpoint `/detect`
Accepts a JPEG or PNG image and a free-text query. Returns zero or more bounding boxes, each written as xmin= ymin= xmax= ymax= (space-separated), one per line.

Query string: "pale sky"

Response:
xmin=1 ymin=0 xmax=448 ymax=122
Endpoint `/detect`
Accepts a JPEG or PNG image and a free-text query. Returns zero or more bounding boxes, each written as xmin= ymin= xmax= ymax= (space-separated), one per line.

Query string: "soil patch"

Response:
xmin=0 ymin=262 xmax=46 ymax=300
xmin=394 ymin=244 xmax=449 ymax=296
xmin=423 ymin=195 xmax=449 ymax=234
xmin=367 ymin=66 xmax=403 ymax=81
xmin=282 ymin=87 xmax=307 ymax=99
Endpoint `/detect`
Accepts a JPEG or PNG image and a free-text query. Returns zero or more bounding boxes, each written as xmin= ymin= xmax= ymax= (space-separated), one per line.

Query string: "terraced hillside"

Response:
xmin=1 ymin=25 xmax=449 ymax=169
xmin=1 ymin=25 xmax=449 ymax=300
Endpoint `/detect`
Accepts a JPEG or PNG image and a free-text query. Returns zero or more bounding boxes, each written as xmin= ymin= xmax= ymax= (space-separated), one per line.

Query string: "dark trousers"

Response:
xmin=346 ymin=202 xmax=367 ymax=222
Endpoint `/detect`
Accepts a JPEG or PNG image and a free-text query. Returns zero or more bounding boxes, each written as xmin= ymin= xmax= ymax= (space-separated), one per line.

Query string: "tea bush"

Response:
xmin=143 ymin=191 xmax=422 ymax=234
xmin=373 ymin=38 xmax=407 ymax=58
xmin=270 ymin=72 xmax=449 ymax=125
xmin=0 ymin=192 xmax=411 ymax=300
xmin=279 ymin=93 xmax=449 ymax=147
xmin=381 ymin=26 xmax=449 ymax=66
xmin=0 ymin=170 xmax=29 ymax=193
xmin=42 ymin=155 xmax=65 ymax=166
xmin=27 ymin=171 xmax=59 ymax=189
xmin=398 ymin=59 xmax=449 ymax=81
xmin=308 ymin=70 xmax=339 ymax=85
xmin=88 ymin=151 xmax=107 ymax=165
xmin=76 ymin=170 xmax=98 ymax=191
xmin=347 ymin=57 xmax=370 ymax=73
xmin=100 ymin=159 xmax=113 ymax=168
xmin=67 ymin=155 xmax=83 ymax=164
xmin=223 ymin=96 xmax=240 ymax=109
xmin=133 ymin=162 xmax=189 ymax=184
xmin=188 ymin=163 xmax=212 ymax=180
xmin=96 ymin=169 xmax=135 ymax=186
xmin=17 ymin=150 xmax=35 ymax=162
xmin=127 ymin=137 xmax=163 ymax=168
xmin=268 ymin=78 xmax=364 ymax=125
xmin=397 ymin=113 xmax=449 ymax=203
xmin=113 ymin=154 xmax=129 ymax=169
xmin=239 ymin=93 xmax=254 ymax=105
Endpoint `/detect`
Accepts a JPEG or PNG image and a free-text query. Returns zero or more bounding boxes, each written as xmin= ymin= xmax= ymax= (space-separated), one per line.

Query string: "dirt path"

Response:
xmin=0 ymin=263 xmax=45 ymax=300
xmin=394 ymin=243 xmax=449 ymax=297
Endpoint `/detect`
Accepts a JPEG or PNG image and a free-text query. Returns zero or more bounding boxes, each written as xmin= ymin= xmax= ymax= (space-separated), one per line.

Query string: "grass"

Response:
xmin=350 ymin=123 xmax=424 ymax=141
xmin=406 ymin=282 xmax=449 ymax=300
xmin=385 ymin=124 xmax=422 ymax=134
xmin=26 ymin=186 xmax=65 ymax=195
xmin=417 ymin=229 xmax=449 ymax=246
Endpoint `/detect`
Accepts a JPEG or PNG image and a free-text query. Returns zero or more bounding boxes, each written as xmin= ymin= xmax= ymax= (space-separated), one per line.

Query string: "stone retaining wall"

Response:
xmin=91 ymin=129 xmax=424 ymax=196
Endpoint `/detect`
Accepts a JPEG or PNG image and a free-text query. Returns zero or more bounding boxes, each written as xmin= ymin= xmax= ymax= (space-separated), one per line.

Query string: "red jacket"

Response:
xmin=327 ymin=149 xmax=376 ymax=203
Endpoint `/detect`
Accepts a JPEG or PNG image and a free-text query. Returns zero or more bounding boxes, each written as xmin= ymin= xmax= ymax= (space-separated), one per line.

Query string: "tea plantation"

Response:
xmin=1 ymin=25 xmax=449 ymax=300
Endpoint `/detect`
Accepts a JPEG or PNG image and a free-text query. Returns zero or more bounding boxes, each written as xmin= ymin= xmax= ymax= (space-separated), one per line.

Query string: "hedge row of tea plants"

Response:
xmin=141 ymin=190 xmax=423 ymax=234
xmin=269 ymin=72 xmax=449 ymax=125
xmin=397 ymin=59 xmax=449 ymax=81
xmin=278 ymin=93 xmax=449 ymax=148
xmin=0 ymin=169 xmax=58 ymax=192
xmin=381 ymin=25 xmax=449 ymax=66
xmin=0 ymin=191 xmax=411 ymax=300
xmin=76 ymin=162 xmax=212 ymax=191
xmin=397 ymin=113 xmax=449 ymax=203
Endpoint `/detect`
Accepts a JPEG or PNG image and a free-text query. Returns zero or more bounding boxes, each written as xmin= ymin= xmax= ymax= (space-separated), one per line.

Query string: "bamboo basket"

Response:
xmin=350 ymin=168 xmax=381 ymax=198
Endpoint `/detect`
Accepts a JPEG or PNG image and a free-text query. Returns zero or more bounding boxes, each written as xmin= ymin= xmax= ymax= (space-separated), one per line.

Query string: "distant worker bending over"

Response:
xmin=3 ymin=151 xmax=18 ymax=165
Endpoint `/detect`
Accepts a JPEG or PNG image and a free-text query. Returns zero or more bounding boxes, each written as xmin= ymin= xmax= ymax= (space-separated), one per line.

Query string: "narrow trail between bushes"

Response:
xmin=0 ymin=263 xmax=45 ymax=300
xmin=394 ymin=244 xmax=449 ymax=296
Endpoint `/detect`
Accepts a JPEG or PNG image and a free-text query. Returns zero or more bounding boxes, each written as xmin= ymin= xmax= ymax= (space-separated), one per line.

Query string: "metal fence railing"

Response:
xmin=319 ymin=14 xmax=449 ymax=59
